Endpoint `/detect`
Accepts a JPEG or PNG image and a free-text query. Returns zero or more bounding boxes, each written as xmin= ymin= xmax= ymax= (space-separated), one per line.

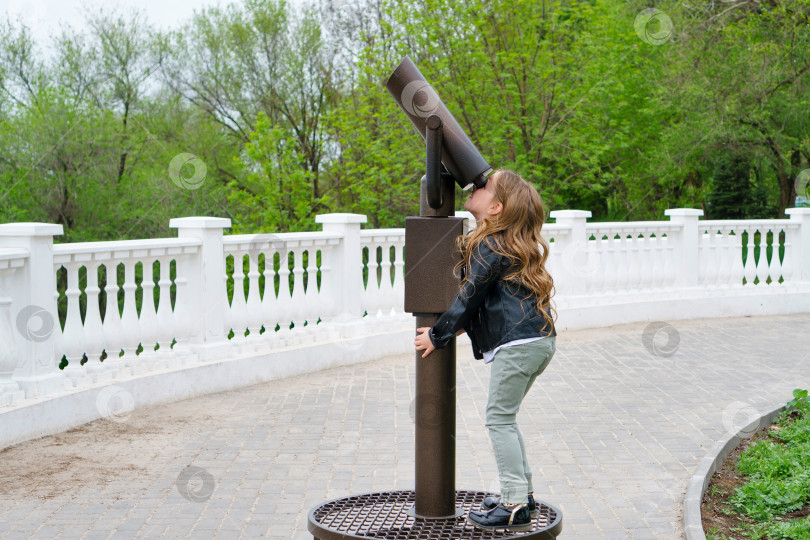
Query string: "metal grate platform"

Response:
xmin=308 ymin=490 xmax=562 ymax=539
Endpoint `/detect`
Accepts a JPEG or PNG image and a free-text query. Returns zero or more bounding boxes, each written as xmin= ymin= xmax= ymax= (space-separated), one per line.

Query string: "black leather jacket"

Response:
xmin=428 ymin=235 xmax=556 ymax=360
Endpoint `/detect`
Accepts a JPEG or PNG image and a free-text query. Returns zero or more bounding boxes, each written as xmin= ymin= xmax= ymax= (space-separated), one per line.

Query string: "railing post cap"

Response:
xmin=664 ymin=208 xmax=704 ymax=217
xmin=786 ymin=207 xmax=810 ymax=216
xmin=169 ymin=217 xmax=232 ymax=229
xmin=0 ymin=223 xmax=64 ymax=236
xmin=315 ymin=213 xmax=368 ymax=224
xmin=548 ymin=210 xmax=592 ymax=220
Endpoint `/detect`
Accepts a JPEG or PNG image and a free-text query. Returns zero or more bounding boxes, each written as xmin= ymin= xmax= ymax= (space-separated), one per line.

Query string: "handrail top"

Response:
xmin=0 ymin=248 xmax=29 ymax=261
xmin=586 ymin=221 xmax=683 ymax=230
xmin=360 ymin=228 xmax=405 ymax=235
xmin=699 ymin=219 xmax=797 ymax=228
xmin=223 ymin=231 xmax=344 ymax=244
xmin=53 ymin=237 xmax=202 ymax=256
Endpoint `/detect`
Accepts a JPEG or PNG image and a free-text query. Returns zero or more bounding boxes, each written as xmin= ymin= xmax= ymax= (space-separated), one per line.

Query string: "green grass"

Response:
xmin=716 ymin=389 xmax=810 ymax=539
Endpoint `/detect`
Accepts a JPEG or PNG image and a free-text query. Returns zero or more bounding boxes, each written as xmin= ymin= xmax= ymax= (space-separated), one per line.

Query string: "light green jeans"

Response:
xmin=485 ymin=336 xmax=556 ymax=505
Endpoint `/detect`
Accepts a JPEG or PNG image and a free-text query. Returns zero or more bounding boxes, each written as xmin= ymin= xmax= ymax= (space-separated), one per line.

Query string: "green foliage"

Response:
xmin=787 ymin=388 xmax=810 ymax=413
xmin=731 ymin=465 xmax=810 ymax=521
xmin=708 ymin=153 xmax=754 ymax=219
xmin=233 ymin=113 xmax=329 ymax=232
xmin=1 ymin=0 xmax=809 ymax=238
xmin=726 ymin=389 xmax=810 ymax=531
xmin=766 ymin=515 xmax=810 ymax=539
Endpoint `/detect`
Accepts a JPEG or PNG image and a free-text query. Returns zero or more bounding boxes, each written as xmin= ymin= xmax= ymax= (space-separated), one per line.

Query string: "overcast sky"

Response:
xmin=3 ymin=0 xmax=239 ymax=50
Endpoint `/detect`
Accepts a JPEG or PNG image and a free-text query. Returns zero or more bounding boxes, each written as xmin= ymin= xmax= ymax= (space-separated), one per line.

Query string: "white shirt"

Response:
xmin=482 ymin=336 xmax=545 ymax=364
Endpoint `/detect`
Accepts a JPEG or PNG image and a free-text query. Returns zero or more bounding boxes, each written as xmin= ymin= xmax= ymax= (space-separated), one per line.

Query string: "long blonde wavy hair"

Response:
xmin=454 ymin=169 xmax=556 ymax=334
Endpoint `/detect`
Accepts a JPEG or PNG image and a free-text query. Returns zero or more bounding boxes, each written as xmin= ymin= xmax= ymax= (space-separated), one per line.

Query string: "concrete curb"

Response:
xmin=683 ymin=402 xmax=788 ymax=539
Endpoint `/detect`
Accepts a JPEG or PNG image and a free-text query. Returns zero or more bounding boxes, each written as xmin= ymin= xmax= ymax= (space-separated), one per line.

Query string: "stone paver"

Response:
xmin=0 ymin=313 xmax=808 ymax=539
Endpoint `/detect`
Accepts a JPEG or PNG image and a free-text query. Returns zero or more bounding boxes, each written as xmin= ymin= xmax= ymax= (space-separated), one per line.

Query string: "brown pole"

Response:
xmin=414 ymin=314 xmax=457 ymax=517
xmin=413 ymin=172 xmax=459 ymax=518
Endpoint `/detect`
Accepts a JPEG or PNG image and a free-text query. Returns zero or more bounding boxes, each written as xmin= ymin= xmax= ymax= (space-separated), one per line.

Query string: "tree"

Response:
xmin=0 ymin=13 xmax=242 ymax=241
xmin=3 ymin=0 xmax=809 ymax=240
xmin=662 ymin=0 xmax=810 ymax=217
xmin=230 ymin=112 xmax=330 ymax=232
xmin=158 ymin=0 xmax=340 ymax=215
xmin=324 ymin=0 xmax=674 ymax=223
xmin=707 ymin=153 xmax=752 ymax=219
xmin=85 ymin=7 xmax=161 ymax=185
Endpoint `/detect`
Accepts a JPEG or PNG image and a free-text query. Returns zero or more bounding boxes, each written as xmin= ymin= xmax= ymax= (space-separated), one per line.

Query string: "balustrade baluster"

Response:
xmin=61 ymin=261 xmax=87 ymax=387
xmin=155 ymin=256 xmax=176 ymax=365
xmin=697 ymin=231 xmax=708 ymax=285
xmin=289 ymin=246 xmax=311 ymax=344
xmin=753 ymin=229 xmax=769 ymax=285
xmin=742 ymin=229 xmax=757 ymax=286
xmin=245 ymin=251 xmax=263 ymax=346
xmin=579 ymin=237 xmax=597 ymax=294
xmin=636 ymin=235 xmax=650 ymax=292
xmin=649 ymin=235 xmax=663 ymax=289
xmin=601 ymin=235 xmax=617 ymax=295
xmin=626 ymin=234 xmax=641 ymax=290
xmin=276 ymin=248 xmax=294 ymax=344
xmin=0 ymin=293 xmax=23 ymax=406
xmin=120 ymin=260 xmax=141 ymax=371
xmin=612 ymin=237 xmax=626 ymax=291
xmin=768 ymin=229 xmax=784 ymax=286
xmin=230 ymin=255 xmax=249 ymax=346
xmin=101 ymin=263 xmax=127 ymax=377
xmin=393 ymin=242 xmax=405 ymax=315
xmin=83 ymin=261 xmax=107 ymax=382
xmin=707 ymin=231 xmax=721 ymax=286
xmin=304 ymin=248 xmax=321 ymax=334
xmin=728 ymin=229 xmax=745 ymax=287
xmin=138 ymin=260 xmax=160 ymax=371
xmin=780 ymin=229 xmax=795 ymax=283
xmin=361 ymin=245 xmax=378 ymax=318
xmin=259 ymin=250 xmax=280 ymax=347
xmin=371 ymin=244 xmax=381 ymax=317
xmin=317 ymin=244 xmax=337 ymax=323
xmin=714 ymin=229 xmax=732 ymax=289
xmin=172 ymin=274 xmax=194 ymax=361
xmin=379 ymin=244 xmax=395 ymax=316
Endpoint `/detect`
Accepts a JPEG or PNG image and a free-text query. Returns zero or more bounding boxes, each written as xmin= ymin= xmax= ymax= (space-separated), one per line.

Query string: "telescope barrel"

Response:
xmin=386 ymin=56 xmax=491 ymax=189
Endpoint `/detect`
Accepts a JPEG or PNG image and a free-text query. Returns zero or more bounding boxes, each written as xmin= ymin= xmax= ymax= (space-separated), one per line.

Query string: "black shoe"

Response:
xmin=481 ymin=493 xmax=539 ymax=518
xmin=467 ymin=503 xmax=532 ymax=532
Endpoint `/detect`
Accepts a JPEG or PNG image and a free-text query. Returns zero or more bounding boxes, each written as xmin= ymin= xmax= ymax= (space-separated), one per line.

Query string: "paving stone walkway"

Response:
xmin=1 ymin=313 xmax=809 ymax=540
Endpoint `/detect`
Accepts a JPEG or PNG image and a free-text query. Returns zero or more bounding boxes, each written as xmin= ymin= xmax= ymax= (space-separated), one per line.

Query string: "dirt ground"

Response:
xmin=0 ymin=397 xmax=232 ymax=501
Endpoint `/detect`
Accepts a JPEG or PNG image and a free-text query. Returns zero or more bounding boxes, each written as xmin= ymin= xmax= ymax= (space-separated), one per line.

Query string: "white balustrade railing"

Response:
xmin=0 ymin=248 xmax=28 ymax=407
xmin=222 ymin=231 xmax=343 ymax=351
xmin=52 ymin=238 xmax=203 ymax=387
xmin=581 ymin=222 xmax=680 ymax=294
xmin=696 ymin=220 xmax=800 ymax=287
xmin=0 ymin=208 xmax=809 ymax=408
xmin=360 ymin=229 xmax=406 ymax=318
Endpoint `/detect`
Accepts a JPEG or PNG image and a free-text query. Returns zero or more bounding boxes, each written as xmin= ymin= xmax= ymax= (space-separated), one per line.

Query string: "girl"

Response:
xmin=413 ymin=169 xmax=557 ymax=532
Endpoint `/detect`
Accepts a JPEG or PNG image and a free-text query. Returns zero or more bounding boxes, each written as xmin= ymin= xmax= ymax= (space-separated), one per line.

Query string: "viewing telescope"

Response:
xmin=386 ymin=56 xmax=492 ymax=208
xmin=307 ymin=55 xmax=563 ymax=538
